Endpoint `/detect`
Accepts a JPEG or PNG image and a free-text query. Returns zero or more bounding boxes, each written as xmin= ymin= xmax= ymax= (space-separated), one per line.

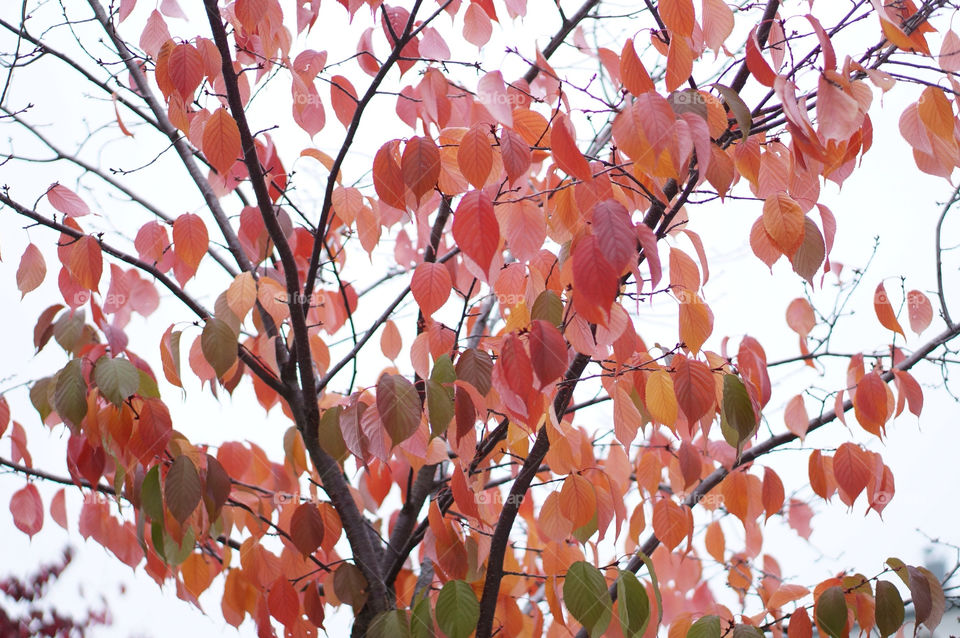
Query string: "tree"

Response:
xmin=0 ymin=0 xmax=958 ymax=636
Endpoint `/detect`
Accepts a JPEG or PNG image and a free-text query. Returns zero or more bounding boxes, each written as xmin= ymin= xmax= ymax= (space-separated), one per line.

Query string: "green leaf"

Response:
xmin=885 ymin=557 xmax=909 ymax=586
xmin=29 ymin=376 xmax=54 ymax=422
xmin=317 ymin=406 xmax=348 ymax=461
xmin=164 ymin=455 xmax=201 ymax=523
xmin=430 ymin=354 xmax=456 ymax=385
xmin=815 ymin=586 xmax=848 ymax=638
xmin=427 ymin=379 xmax=454 ymax=436
xmin=200 ymin=318 xmax=238 ymax=378
xmin=53 ymin=359 xmax=87 ymax=427
xmin=687 ymin=615 xmax=721 ymax=638
xmin=137 ymin=369 xmax=161 ymax=398
xmin=376 ymin=374 xmax=421 ymax=444
xmin=164 ymin=525 xmax=195 ymax=566
xmin=93 ymin=356 xmax=139 ymax=406
xmin=637 ymin=551 xmax=663 ymax=629
xmin=141 ymin=465 xmax=164 ymax=521
xmin=563 ymin=561 xmax=612 ymax=638
xmin=368 ymin=610 xmax=411 ymax=638
xmin=531 ymin=290 xmax=564 ymax=327
xmin=617 ymin=571 xmax=650 ymax=638
xmin=436 ymin=580 xmax=479 ymax=638
xmin=732 ymin=625 xmax=764 ymax=638
xmin=874 ymin=580 xmax=905 ymax=637
xmin=410 ymin=592 xmax=434 ymax=638
xmin=712 ymin=84 xmax=752 ymax=137
xmin=720 ymin=374 xmax=756 ymax=449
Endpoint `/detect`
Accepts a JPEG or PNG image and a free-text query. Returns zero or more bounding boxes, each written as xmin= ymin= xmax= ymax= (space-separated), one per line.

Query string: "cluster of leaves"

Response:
xmin=1 ymin=0 xmax=960 ymax=636
xmin=0 ymin=548 xmax=110 ymax=637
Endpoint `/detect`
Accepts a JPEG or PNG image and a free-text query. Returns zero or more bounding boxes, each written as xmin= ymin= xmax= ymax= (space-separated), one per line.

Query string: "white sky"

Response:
xmin=1 ymin=0 xmax=959 ymax=636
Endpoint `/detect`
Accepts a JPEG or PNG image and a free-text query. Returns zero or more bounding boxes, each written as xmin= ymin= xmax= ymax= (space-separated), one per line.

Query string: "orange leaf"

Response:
xmin=458 ymin=124 xmax=494 ymax=188
xmin=769 ymin=584 xmax=811 ymax=610
xmin=620 ymin=40 xmax=655 ymax=95
xmin=746 ymin=26 xmax=777 ymax=86
xmin=67 ymin=235 xmax=103 ymax=291
xmin=168 ymin=43 xmax=203 ymax=100
xmin=678 ymin=293 xmax=713 ymax=354
xmin=50 ymin=488 xmax=68 ymax=530
xmin=411 ymin=262 xmax=452 ymax=316
xmin=380 ymin=319 xmax=402 ymax=360
xmin=783 ymin=394 xmax=809 ymax=440
xmin=559 ymin=473 xmax=597 ymax=528
xmin=873 ymin=283 xmax=905 ymax=336
xmin=373 ymin=141 xmax=406 ymax=210
xmin=47 ymin=184 xmax=90 ymax=217
xmin=702 ymin=0 xmax=734 ymax=51
xmin=834 ymin=442 xmax=873 ymax=506
xmin=16 ymin=243 xmax=46 ymax=297
xmin=652 ymin=498 xmax=691 ymax=550
xmin=763 ymin=193 xmax=804 ymax=256
xmin=705 ymin=520 xmax=725 ymax=563
xmin=659 ymin=0 xmax=695 ymax=38
xmin=853 ymin=371 xmax=888 ymax=436
xmin=893 ymin=369 xmax=923 ymax=417
xmin=645 ymin=369 xmax=678 ymax=427
xmin=202 ymin=108 xmax=242 ymax=175
xmin=786 ymin=298 xmax=816 ymax=337
xmin=329 ymin=75 xmax=358 ymax=129
xmin=762 ymin=466 xmax=785 ymax=521
xmin=671 ymin=356 xmax=715 ymax=424
xmin=172 ymin=213 xmax=209 ymax=271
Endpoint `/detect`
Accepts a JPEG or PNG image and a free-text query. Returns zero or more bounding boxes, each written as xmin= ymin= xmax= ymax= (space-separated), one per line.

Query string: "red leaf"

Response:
xmin=874 ymin=283 xmax=905 ymax=336
xmin=202 ymin=108 xmax=242 ymax=175
xmin=499 ymin=126 xmax=532 ymax=185
xmin=906 ymin=290 xmax=933 ymax=334
xmin=591 ymin=200 xmax=635 ymax=274
xmin=47 ymin=184 xmax=91 ymax=217
xmin=168 ymin=43 xmax=204 ymax=100
xmin=672 ymin=356 xmax=715 ymax=424
xmin=452 ymin=190 xmax=499 ymax=273
xmin=289 ymin=503 xmax=325 ymax=556
xmin=329 ymin=75 xmax=358 ymax=129
xmin=50 ymin=488 xmax=68 ymax=530
xmin=268 ymin=577 xmax=300 ymax=628
xmin=494 ymin=333 xmax=534 ymax=419
xmin=746 ymin=26 xmax=777 ymax=87
xmin=0 ymin=396 xmax=8 ymax=438
xmin=572 ymin=234 xmax=618 ymax=324
xmin=373 ymin=141 xmax=406 ymax=210
xmin=550 ymin=113 xmax=592 ymax=182
xmin=893 ymin=369 xmax=923 ymax=417
xmin=529 ymin=319 xmax=567 ymax=389
xmin=10 ymin=483 xmax=43 ymax=538
xmin=787 ymin=499 xmax=813 ymax=539
xmin=17 ymin=243 xmax=46 ymax=297
xmin=834 ymin=442 xmax=872 ymax=505
xmin=401 ymin=136 xmax=441 ymax=204
xmin=410 ymin=262 xmax=452 ymax=317
xmin=172 ymin=213 xmax=209 ymax=271
xmin=762 ymin=466 xmax=785 ymax=520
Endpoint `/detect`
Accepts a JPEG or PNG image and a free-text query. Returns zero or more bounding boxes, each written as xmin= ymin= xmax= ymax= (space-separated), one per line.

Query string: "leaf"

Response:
xmin=164 ymin=455 xmax=201 ymax=523
xmin=10 ymin=483 xmax=43 ymax=538
xmin=226 ymin=272 xmax=257 ymax=320
xmin=852 ymin=371 xmax=888 ymax=436
xmin=47 ymin=184 xmax=91 ymax=217
xmin=620 ymin=40 xmax=655 ymax=96
xmin=499 ymin=126 xmax=531 ymax=185
xmin=435 ymin=580 xmax=479 ymax=638
xmin=551 ymin=113 xmax=592 ymax=182
xmin=142 ymin=465 xmax=164 ymax=521
xmin=289 ymin=503 xmax=325 ymax=556
xmin=687 ymin=615 xmax=721 ymax=638
xmin=783 ymin=394 xmax=809 ymax=440
xmin=761 ymin=466 xmax=785 ymax=520
xmin=376 ymin=374 xmax=421 ymax=444
xmin=329 ymin=75 xmax=358 ymax=128
xmin=833 ymin=442 xmax=871 ymax=503
xmin=17 ymin=244 xmax=46 ymax=297
xmin=202 ymin=108 xmax=241 ymax=175
xmin=172 ymin=213 xmax=208 ymax=272
xmin=768 ymin=584 xmax=809 ymax=610
xmin=702 ymin=0 xmax=734 ymax=51
xmin=815 ymin=586 xmax=848 ymax=638
xmin=646 ymin=369 xmax=678 ymax=426
xmin=745 ymin=26 xmax=777 ymax=86
xmin=560 ymin=474 xmax=597 ymax=528
xmin=168 ymin=43 xmax=203 ymax=100
xmin=49 ymin=489 xmax=67 ymax=530
xmin=786 ymin=298 xmax=816 ymax=337
xmin=788 ymin=607 xmax=813 ymax=638
xmin=721 ymin=374 xmax=757 ymax=447
xmin=592 ymin=200 xmax=636 ymax=274
xmin=401 ymin=136 xmax=441 ymax=204
xmin=563 ymin=561 xmax=612 ymax=638
xmin=93 ymin=356 xmax=140 ymax=406
xmin=873 ymin=283 xmax=905 ymax=336
xmin=529 ymin=319 xmax=567 ymax=388
xmin=874 ymin=580 xmax=904 ymax=637
xmin=617 ymin=571 xmax=650 ymax=638
xmin=201 ymin=318 xmax=238 ymax=378
xmin=67 ymin=235 xmax=103 ymax=291
xmin=672 ymin=356 xmax=715 ymax=424
xmin=333 ymin=563 xmax=368 ymax=609
xmin=678 ymin=293 xmax=714 ymax=354
xmin=531 ymin=290 xmax=564 ymax=328
xmin=713 ymin=84 xmax=752 ymax=137
xmin=54 ymin=358 xmax=87 ymax=427
xmin=411 ymin=262 xmax=452 ymax=317
xmin=369 ymin=611 xmax=411 ymax=638
xmin=660 ymin=0 xmax=695 ymax=38
xmin=373 ymin=141 xmax=407 ymax=210
xmin=791 ymin=217 xmax=825 ymax=284
xmin=652 ymin=498 xmax=690 ymax=550
xmin=452 ymin=190 xmax=499 ymax=273
xmin=763 ymin=193 xmax=805 ymax=256
xmin=458 ymin=124 xmax=493 ymax=188
xmin=573 ymin=234 xmax=619 ymax=324
xmin=906 ymin=290 xmax=933 ymax=334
